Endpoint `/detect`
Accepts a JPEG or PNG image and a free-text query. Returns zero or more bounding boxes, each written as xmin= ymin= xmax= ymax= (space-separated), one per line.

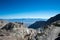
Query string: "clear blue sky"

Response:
xmin=0 ymin=0 xmax=60 ymax=19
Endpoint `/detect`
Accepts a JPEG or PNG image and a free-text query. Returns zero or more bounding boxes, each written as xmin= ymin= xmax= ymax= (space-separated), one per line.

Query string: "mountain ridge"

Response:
xmin=28 ymin=14 xmax=60 ymax=29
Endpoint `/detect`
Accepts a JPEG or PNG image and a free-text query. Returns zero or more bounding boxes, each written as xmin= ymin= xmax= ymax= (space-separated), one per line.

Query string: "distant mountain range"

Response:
xmin=0 ymin=14 xmax=60 ymax=29
xmin=0 ymin=18 xmax=47 ymax=26
xmin=28 ymin=14 xmax=60 ymax=29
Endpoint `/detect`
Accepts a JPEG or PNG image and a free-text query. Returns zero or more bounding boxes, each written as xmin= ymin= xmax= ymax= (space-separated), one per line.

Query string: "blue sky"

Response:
xmin=0 ymin=0 xmax=60 ymax=19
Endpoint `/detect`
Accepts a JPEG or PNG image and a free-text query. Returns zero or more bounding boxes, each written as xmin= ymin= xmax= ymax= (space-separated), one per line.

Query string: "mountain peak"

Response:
xmin=55 ymin=14 xmax=60 ymax=16
xmin=47 ymin=14 xmax=60 ymax=25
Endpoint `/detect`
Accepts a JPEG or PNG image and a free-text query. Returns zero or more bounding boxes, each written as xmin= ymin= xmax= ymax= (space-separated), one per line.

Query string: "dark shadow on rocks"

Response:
xmin=55 ymin=33 xmax=60 ymax=40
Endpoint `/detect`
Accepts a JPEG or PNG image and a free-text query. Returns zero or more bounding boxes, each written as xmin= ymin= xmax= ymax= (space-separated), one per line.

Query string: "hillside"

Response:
xmin=0 ymin=14 xmax=60 ymax=40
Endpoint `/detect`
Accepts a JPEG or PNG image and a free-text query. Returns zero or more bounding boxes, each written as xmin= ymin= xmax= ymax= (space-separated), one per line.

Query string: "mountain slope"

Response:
xmin=28 ymin=21 xmax=47 ymax=29
xmin=28 ymin=14 xmax=60 ymax=29
xmin=47 ymin=14 xmax=60 ymax=25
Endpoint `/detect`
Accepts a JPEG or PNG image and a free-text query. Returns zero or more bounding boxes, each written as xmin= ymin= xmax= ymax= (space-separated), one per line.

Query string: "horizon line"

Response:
xmin=0 ymin=18 xmax=49 ymax=19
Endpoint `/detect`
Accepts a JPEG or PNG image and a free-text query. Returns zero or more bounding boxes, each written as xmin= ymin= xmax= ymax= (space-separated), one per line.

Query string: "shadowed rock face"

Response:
xmin=58 ymin=33 xmax=60 ymax=36
xmin=1 ymin=22 xmax=14 ymax=30
xmin=28 ymin=21 xmax=47 ymax=29
xmin=28 ymin=14 xmax=60 ymax=29
xmin=55 ymin=37 xmax=60 ymax=40
xmin=47 ymin=14 xmax=60 ymax=25
xmin=52 ymin=20 xmax=60 ymax=27
xmin=1 ymin=22 xmax=24 ymax=31
xmin=55 ymin=33 xmax=60 ymax=40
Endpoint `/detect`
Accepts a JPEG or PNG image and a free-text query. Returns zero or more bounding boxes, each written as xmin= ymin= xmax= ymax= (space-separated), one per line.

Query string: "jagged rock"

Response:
xmin=0 ymin=21 xmax=38 ymax=40
xmin=1 ymin=22 xmax=25 ymax=31
xmin=0 ymin=22 xmax=29 ymax=40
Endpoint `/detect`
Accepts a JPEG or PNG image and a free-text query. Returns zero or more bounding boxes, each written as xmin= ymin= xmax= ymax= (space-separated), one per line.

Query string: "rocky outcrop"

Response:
xmin=1 ymin=22 xmax=25 ymax=31
xmin=0 ymin=21 xmax=38 ymax=40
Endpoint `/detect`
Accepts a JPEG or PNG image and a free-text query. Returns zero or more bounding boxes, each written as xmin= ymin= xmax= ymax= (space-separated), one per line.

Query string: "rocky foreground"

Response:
xmin=0 ymin=20 xmax=37 ymax=40
xmin=0 ymin=14 xmax=60 ymax=40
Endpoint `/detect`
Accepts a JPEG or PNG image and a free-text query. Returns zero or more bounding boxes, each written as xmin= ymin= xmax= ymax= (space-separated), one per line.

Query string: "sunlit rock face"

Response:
xmin=0 ymin=22 xmax=27 ymax=40
xmin=45 ymin=20 xmax=60 ymax=40
xmin=0 ymin=21 xmax=37 ymax=40
xmin=47 ymin=26 xmax=60 ymax=40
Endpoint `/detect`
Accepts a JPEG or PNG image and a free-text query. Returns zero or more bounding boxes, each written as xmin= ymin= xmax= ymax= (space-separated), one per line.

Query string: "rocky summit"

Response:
xmin=0 ymin=14 xmax=60 ymax=40
xmin=0 ymin=21 xmax=37 ymax=40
